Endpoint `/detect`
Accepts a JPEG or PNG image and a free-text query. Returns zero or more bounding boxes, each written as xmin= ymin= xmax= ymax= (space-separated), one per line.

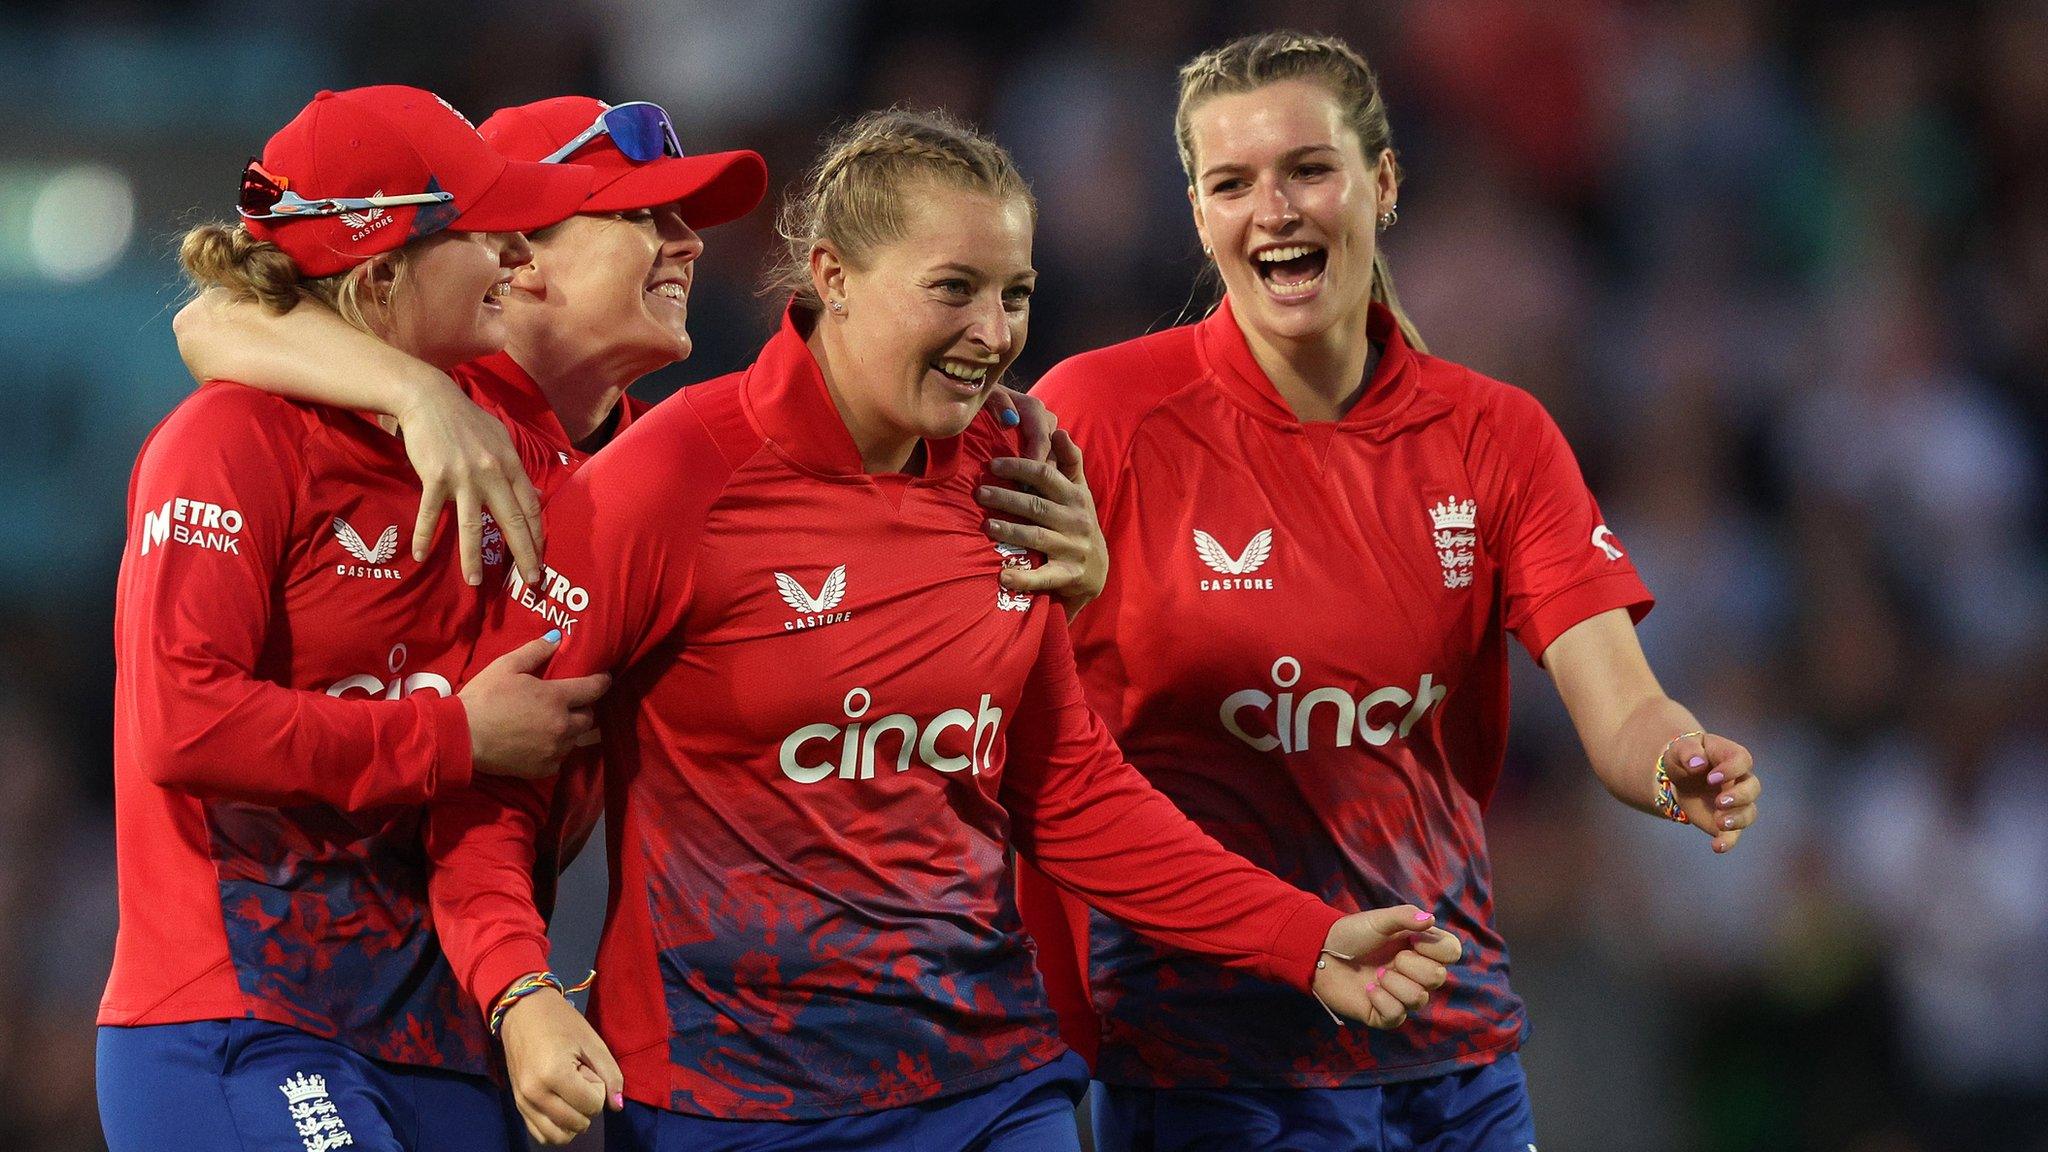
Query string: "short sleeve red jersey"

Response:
xmin=1023 ymin=300 xmax=1654 ymax=1089
xmin=427 ymin=306 xmax=1347 ymax=1121
xmin=102 ymin=380 xmax=526 ymax=1074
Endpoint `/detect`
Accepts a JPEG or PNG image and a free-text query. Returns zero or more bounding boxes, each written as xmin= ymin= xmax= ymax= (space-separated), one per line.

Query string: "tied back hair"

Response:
xmin=178 ymin=222 xmax=405 ymax=333
xmin=765 ymin=107 xmax=1035 ymax=310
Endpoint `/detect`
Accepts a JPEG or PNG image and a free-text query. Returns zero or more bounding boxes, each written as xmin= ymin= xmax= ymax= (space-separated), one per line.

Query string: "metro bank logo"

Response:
xmin=139 ymin=496 xmax=244 ymax=557
xmin=506 ymin=563 xmax=588 ymax=631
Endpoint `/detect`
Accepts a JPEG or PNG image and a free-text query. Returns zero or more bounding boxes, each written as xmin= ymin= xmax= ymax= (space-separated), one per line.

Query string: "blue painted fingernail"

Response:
xmin=544 ymin=629 xmax=562 ymax=644
xmin=998 ymin=408 xmax=1020 ymax=427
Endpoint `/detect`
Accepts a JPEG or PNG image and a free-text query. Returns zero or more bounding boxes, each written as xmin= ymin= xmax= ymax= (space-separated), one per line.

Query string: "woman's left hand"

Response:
xmin=978 ymin=429 xmax=1110 ymax=616
xmin=1661 ymin=731 xmax=1763 ymax=853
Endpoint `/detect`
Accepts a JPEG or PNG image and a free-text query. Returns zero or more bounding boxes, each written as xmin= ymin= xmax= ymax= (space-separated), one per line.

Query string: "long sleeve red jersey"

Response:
xmin=1019 ymin=300 xmax=1655 ymax=1090
xmin=103 ymin=381 xmax=515 ymax=1073
xmin=427 ymin=305 xmax=1348 ymax=1121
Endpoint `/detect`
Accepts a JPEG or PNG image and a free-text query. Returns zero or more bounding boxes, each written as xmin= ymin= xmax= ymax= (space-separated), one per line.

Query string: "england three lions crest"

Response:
xmin=1428 ymin=498 xmax=1477 ymax=590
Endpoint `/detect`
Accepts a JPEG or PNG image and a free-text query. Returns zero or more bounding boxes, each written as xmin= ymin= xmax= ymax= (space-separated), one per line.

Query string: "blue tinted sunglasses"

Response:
xmin=540 ymin=101 xmax=684 ymax=164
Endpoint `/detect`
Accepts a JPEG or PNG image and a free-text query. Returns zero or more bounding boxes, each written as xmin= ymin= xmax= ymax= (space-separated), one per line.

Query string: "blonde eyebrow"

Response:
xmin=1199 ymin=143 xmax=1341 ymax=182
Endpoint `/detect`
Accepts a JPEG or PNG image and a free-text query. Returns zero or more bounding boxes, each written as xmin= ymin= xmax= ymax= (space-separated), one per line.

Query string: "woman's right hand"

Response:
xmin=459 ymin=632 xmax=611 ymax=779
xmin=1311 ymin=905 xmax=1463 ymax=1029
xmin=498 ymin=986 xmax=625 ymax=1146
xmin=392 ymin=375 xmax=546 ymax=588
xmin=169 ymin=288 xmax=544 ymax=586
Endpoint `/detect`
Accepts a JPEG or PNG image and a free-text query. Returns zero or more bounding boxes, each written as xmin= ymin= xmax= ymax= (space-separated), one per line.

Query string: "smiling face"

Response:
xmin=1186 ymin=78 xmax=1397 ymax=346
xmin=815 ymin=179 xmax=1036 ymax=459
xmin=520 ymin=204 xmax=704 ymax=374
xmin=374 ymin=230 xmax=531 ymax=369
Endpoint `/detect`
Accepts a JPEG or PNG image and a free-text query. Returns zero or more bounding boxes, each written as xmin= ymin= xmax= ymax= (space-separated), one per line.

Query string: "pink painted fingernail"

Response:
xmin=1413 ymin=911 xmax=1433 ymax=923
xmin=611 ymin=1092 xmax=624 ymax=1110
xmin=1706 ymin=770 xmax=1725 ymax=785
xmin=1719 ymin=795 xmax=1735 ymax=807
xmin=1366 ymin=982 xmax=1377 ymax=993
xmin=1721 ymin=816 xmax=1735 ymax=829
xmin=1688 ymin=756 xmax=1707 ymax=768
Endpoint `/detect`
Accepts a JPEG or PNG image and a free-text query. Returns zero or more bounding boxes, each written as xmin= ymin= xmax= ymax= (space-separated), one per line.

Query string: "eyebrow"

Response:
xmin=1199 ymin=143 xmax=1341 ymax=181
xmin=930 ymin=262 xmax=1037 ymax=282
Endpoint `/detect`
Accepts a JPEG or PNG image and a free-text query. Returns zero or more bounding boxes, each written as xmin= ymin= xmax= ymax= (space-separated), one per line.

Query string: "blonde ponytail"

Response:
xmin=177 ymin=221 xmax=397 ymax=332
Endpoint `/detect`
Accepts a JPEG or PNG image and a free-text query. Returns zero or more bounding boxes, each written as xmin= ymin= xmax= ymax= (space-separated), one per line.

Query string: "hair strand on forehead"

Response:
xmin=1176 ymin=30 xmax=1427 ymax=353
xmin=765 ymin=108 xmax=1035 ymax=310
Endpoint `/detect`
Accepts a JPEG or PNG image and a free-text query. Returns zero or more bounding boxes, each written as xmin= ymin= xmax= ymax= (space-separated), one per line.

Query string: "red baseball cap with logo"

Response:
xmin=240 ymin=85 xmax=594 ymax=277
xmin=479 ymin=96 xmax=767 ymax=227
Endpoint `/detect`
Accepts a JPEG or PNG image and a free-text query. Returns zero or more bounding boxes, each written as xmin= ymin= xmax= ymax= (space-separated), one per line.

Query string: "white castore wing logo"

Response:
xmin=776 ymin=565 xmax=847 ymax=614
xmin=1193 ymin=529 xmax=1273 ymax=575
xmin=338 ymin=193 xmax=386 ymax=231
xmin=333 ymin=517 xmax=400 ymax=565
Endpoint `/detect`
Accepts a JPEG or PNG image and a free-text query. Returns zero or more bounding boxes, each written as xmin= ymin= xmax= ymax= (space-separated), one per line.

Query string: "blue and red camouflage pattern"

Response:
xmin=1089 ymin=798 xmax=1525 ymax=1089
xmin=207 ymin=800 xmax=491 ymax=1075
xmin=641 ymin=837 xmax=1067 ymax=1120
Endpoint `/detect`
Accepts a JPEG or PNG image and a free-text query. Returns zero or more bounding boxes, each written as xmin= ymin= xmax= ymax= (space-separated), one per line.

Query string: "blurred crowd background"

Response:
xmin=3 ymin=1 xmax=2044 ymax=1149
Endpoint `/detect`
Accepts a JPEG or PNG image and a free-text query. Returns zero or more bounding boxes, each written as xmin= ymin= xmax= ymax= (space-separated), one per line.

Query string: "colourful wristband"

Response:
xmin=1651 ymin=731 xmax=1705 ymax=825
xmin=487 ymin=969 xmax=596 ymax=1035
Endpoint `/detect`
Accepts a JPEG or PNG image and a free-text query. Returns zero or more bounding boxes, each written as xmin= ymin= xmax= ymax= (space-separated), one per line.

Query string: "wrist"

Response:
xmin=1649 ymin=729 xmax=1704 ymax=823
xmin=488 ymin=968 xmax=594 ymax=1035
xmin=390 ymin=366 xmax=461 ymax=422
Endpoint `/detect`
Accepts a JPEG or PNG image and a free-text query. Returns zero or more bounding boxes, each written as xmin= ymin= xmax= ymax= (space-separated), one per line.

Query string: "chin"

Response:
xmin=921 ymin=404 xmax=983 ymax=441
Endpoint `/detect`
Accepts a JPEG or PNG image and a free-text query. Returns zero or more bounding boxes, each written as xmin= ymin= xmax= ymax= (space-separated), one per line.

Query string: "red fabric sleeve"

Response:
xmin=430 ymin=403 xmax=712 ymax=1015
xmin=1014 ymin=856 xmax=1099 ymax=1066
xmin=1002 ymin=614 xmax=1344 ymax=993
xmin=119 ymin=384 xmax=470 ymax=810
xmin=1485 ymin=387 xmax=1655 ymax=663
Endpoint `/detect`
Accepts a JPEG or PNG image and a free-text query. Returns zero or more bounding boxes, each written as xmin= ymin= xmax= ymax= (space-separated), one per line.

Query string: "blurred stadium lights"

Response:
xmin=0 ymin=163 xmax=136 ymax=284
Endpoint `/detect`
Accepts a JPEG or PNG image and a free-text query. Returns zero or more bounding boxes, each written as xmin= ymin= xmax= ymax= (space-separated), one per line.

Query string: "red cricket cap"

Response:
xmin=479 ymin=96 xmax=767 ymax=227
xmin=243 ymin=85 xmax=594 ymax=278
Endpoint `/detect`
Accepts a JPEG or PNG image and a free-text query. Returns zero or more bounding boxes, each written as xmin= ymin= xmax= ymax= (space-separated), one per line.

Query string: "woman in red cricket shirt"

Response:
xmin=167 ymin=95 xmax=1099 ymax=1148
xmin=1005 ymin=31 xmax=1767 ymax=1152
xmin=98 ymin=86 xmax=607 ymax=1152
xmin=427 ymin=108 xmax=1463 ymax=1151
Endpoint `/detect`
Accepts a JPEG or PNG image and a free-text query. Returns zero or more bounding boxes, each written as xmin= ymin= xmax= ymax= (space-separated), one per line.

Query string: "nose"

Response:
xmin=1252 ymin=178 xmax=1300 ymax=232
xmin=966 ymin=295 xmax=1013 ymax=358
xmin=660 ymin=211 xmax=704 ymax=262
xmin=498 ymin=231 xmax=533 ymax=269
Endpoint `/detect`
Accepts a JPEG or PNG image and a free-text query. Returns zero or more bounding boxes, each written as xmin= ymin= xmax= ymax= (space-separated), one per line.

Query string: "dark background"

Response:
xmin=3 ymin=2 xmax=2044 ymax=1149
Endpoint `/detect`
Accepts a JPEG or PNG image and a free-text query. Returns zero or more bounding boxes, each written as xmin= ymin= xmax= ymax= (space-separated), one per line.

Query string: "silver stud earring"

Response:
xmin=1377 ymin=207 xmax=1398 ymax=231
xmin=828 ymin=298 xmax=844 ymax=313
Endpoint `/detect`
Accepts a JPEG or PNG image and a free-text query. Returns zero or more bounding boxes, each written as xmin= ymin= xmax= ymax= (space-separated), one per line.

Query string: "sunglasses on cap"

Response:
xmin=236 ymin=159 xmax=455 ymax=221
xmin=540 ymin=101 xmax=684 ymax=165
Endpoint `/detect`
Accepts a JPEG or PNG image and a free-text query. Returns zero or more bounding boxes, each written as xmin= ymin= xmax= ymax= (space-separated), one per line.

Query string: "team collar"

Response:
xmin=1197 ymin=297 xmax=1450 ymax=439
xmin=743 ymin=299 xmax=965 ymax=481
xmin=460 ymin=351 xmax=640 ymax=462
xmin=462 ymin=352 xmax=561 ymax=449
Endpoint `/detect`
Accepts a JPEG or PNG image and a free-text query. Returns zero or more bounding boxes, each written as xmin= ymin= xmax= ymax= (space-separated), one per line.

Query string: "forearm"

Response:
xmin=1007 ymin=693 xmax=1340 ymax=989
xmin=173 ymin=289 xmax=438 ymax=415
xmin=141 ymin=666 xmax=472 ymax=808
xmin=427 ymin=776 xmax=557 ymax=1016
xmin=1584 ymin=693 xmax=1704 ymax=814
